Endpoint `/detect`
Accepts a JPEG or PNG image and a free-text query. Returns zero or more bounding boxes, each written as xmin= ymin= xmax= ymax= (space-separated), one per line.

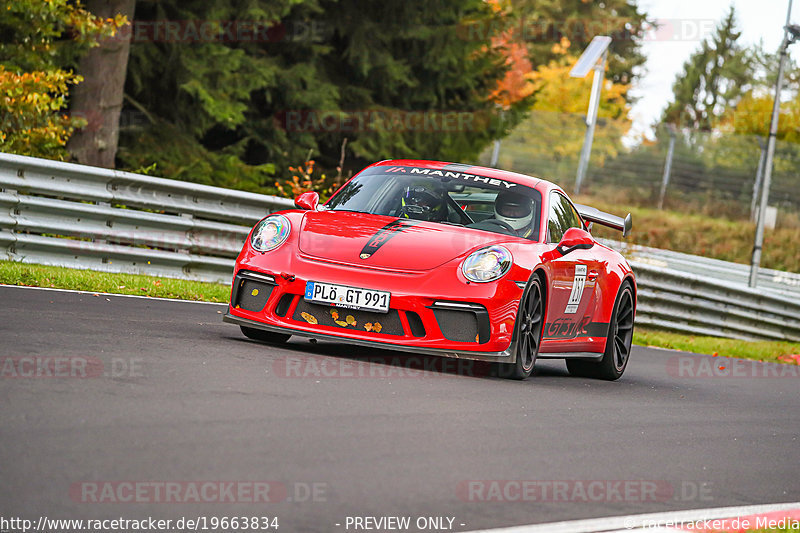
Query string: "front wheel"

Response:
xmin=494 ymin=276 xmax=545 ymax=380
xmin=567 ymin=281 xmax=634 ymax=380
xmin=240 ymin=325 xmax=291 ymax=344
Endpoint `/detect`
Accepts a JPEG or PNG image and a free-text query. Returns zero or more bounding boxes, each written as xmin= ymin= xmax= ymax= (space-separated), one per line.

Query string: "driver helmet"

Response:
xmin=401 ymin=181 xmax=446 ymax=221
xmin=494 ymin=191 xmax=533 ymax=231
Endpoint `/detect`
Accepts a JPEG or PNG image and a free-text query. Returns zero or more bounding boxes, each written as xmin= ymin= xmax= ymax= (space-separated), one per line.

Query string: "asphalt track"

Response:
xmin=1 ymin=284 xmax=799 ymax=532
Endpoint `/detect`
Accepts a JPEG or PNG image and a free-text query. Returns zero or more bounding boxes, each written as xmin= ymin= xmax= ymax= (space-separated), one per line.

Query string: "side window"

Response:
xmin=547 ymin=193 xmax=583 ymax=243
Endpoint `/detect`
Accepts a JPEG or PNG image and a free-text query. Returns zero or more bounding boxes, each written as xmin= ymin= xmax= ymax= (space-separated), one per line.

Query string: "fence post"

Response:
xmin=489 ymin=108 xmax=505 ymax=168
xmin=750 ymin=136 xmax=767 ymax=222
xmin=657 ymin=126 xmax=677 ymax=210
xmin=750 ymin=6 xmax=794 ymax=289
xmin=489 ymin=139 xmax=501 ymax=167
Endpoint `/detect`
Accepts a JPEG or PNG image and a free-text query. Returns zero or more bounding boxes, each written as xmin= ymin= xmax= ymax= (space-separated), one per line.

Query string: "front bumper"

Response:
xmin=225 ymin=263 xmax=524 ymax=363
xmin=224 ymin=313 xmax=516 ymax=363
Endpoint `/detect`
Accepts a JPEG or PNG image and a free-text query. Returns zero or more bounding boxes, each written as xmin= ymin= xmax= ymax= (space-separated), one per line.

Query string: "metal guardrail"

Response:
xmin=0 ymin=152 xmax=293 ymax=283
xmin=1 ymin=152 xmax=797 ymax=342
xmin=598 ymin=239 xmax=800 ymax=341
xmin=631 ymin=262 xmax=800 ymax=342
xmin=600 ymin=238 xmax=800 ymax=299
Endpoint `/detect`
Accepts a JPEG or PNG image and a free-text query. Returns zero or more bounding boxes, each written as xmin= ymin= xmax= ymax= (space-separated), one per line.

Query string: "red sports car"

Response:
xmin=224 ymin=160 xmax=635 ymax=380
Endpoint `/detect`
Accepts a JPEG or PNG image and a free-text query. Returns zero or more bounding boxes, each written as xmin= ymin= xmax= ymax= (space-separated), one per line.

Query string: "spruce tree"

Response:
xmin=662 ymin=6 xmax=753 ymax=130
xmin=118 ymin=0 xmax=518 ymax=188
xmin=117 ymin=0 xmax=650 ymax=190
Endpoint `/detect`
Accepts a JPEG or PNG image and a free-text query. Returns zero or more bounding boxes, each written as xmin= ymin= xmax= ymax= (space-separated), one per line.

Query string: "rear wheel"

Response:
xmin=495 ymin=276 xmax=544 ymax=380
xmin=240 ymin=325 xmax=291 ymax=344
xmin=566 ymin=281 xmax=634 ymax=380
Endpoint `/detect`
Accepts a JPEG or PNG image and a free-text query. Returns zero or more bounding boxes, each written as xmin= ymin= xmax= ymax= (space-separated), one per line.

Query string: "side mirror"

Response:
xmin=294 ymin=191 xmax=319 ymax=211
xmin=557 ymin=227 xmax=594 ymax=256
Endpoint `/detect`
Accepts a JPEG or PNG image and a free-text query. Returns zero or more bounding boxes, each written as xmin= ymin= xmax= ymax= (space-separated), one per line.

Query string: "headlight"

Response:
xmin=250 ymin=215 xmax=290 ymax=252
xmin=461 ymin=245 xmax=512 ymax=283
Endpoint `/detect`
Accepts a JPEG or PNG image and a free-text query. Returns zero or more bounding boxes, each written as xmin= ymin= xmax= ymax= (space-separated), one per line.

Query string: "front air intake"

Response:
xmin=232 ymin=271 xmax=276 ymax=312
xmin=430 ymin=302 xmax=490 ymax=343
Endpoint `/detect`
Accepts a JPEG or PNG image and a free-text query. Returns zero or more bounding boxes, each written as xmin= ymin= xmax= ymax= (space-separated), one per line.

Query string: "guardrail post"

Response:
xmin=96 ymin=201 xmax=110 ymax=245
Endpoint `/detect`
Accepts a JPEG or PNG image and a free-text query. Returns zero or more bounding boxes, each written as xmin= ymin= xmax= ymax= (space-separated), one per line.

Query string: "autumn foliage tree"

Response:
xmin=719 ymin=94 xmax=800 ymax=143
xmin=479 ymin=0 xmax=646 ymax=189
xmin=512 ymin=0 xmax=648 ymax=84
xmin=717 ymin=41 xmax=800 ymax=144
xmin=529 ymin=46 xmax=629 ymax=118
xmin=488 ymin=29 xmax=536 ymax=110
xmin=0 ymin=68 xmax=81 ymax=157
xmin=0 ymin=0 xmax=126 ymax=159
xmin=490 ymin=36 xmax=632 ymax=182
xmin=530 ymin=52 xmax=630 ymax=162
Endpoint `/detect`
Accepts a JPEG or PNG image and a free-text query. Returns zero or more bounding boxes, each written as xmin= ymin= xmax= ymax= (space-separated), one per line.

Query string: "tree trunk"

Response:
xmin=68 ymin=0 xmax=136 ymax=169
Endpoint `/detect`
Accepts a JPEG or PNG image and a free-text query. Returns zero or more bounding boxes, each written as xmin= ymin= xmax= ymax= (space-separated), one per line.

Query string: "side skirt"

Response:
xmin=537 ymin=352 xmax=604 ymax=360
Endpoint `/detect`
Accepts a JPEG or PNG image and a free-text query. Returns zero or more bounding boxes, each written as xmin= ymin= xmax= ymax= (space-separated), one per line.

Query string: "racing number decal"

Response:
xmin=564 ymin=264 xmax=587 ymax=314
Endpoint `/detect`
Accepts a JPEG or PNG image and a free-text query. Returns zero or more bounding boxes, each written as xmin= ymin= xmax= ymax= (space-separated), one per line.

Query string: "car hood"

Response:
xmin=298 ymin=211 xmax=506 ymax=271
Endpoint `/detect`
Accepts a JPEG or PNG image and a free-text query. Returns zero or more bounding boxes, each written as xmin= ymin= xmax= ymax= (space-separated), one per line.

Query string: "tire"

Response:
xmin=240 ymin=325 xmax=291 ymax=344
xmin=494 ymin=276 xmax=545 ymax=380
xmin=566 ymin=281 xmax=634 ymax=381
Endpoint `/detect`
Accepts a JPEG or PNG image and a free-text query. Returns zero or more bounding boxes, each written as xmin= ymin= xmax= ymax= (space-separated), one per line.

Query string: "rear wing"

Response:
xmin=575 ymin=204 xmax=632 ymax=237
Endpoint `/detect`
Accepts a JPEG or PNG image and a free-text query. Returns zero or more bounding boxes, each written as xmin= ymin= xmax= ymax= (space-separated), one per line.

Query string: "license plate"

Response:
xmin=304 ymin=281 xmax=390 ymax=313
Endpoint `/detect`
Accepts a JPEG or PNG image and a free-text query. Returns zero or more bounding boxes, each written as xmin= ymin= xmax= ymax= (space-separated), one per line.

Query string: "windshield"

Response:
xmin=325 ymin=165 xmax=542 ymax=241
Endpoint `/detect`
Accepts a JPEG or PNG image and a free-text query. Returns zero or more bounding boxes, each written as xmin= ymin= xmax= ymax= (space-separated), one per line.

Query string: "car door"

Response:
xmin=543 ymin=192 xmax=601 ymax=341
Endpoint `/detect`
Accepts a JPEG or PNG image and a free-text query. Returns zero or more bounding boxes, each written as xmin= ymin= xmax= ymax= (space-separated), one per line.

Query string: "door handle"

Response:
xmin=587 ymin=271 xmax=599 ymax=281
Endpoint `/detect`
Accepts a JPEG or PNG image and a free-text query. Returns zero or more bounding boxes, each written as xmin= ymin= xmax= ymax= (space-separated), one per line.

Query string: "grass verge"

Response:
xmin=0 ymin=260 xmax=230 ymax=302
xmin=2 ymin=261 xmax=798 ymax=365
xmin=634 ymin=328 xmax=800 ymax=365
